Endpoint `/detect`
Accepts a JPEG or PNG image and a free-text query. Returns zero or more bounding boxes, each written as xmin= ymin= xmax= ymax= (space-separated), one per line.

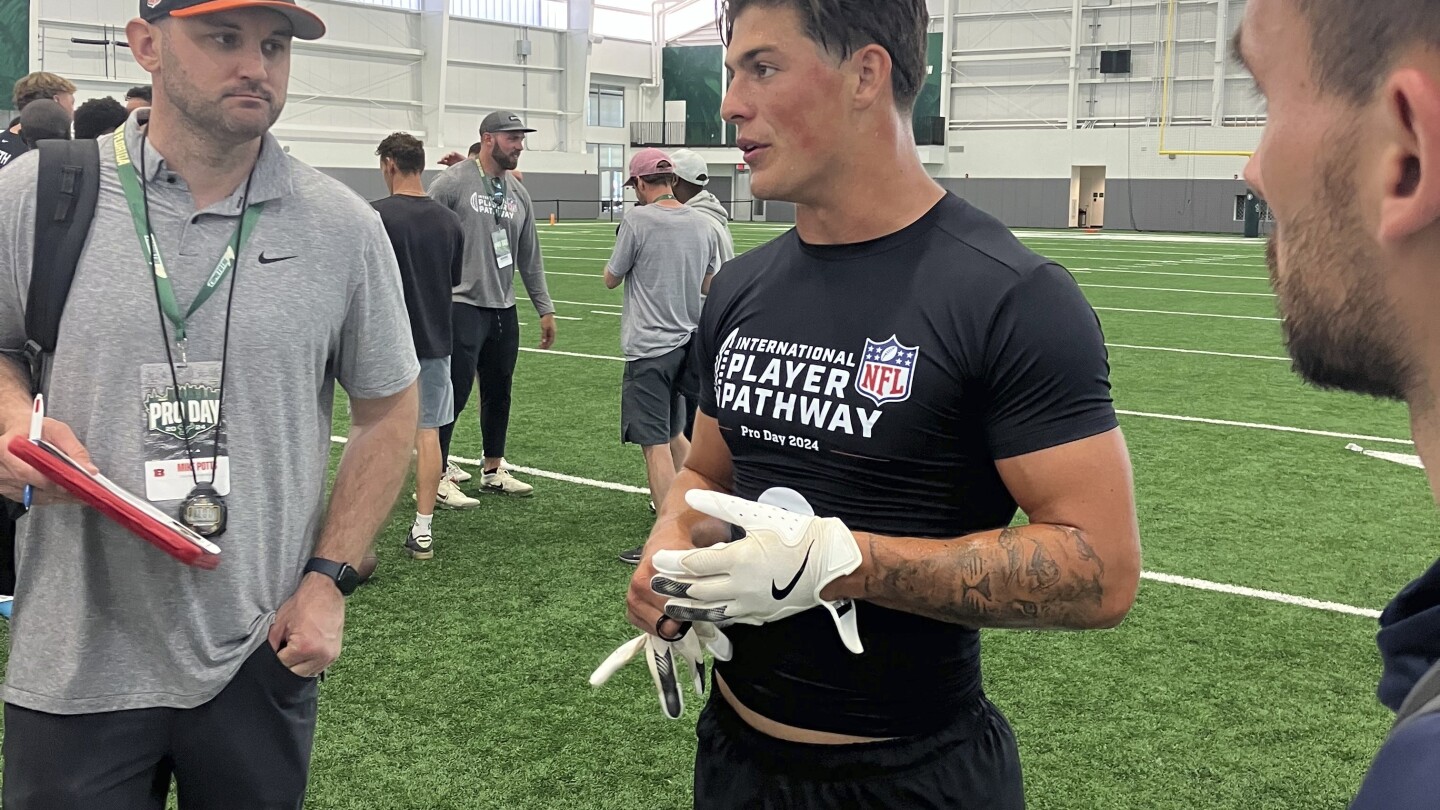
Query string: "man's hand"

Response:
xmin=626 ymin=517 xmax=701 ymax=642
xmin=589 ymin=623 xmax=732 ymax=719
xmin=0 ymin=418 xmax=97 ymax=504
xmin=437 ymin=151 xmax=466 ymax=167
xmin=538 ymin=313 xmax=556 ymax=350
xmin=267 ymin=573 xmax=346 ymax=677
xmin=651 ymin=488 xmax=865 ymax=653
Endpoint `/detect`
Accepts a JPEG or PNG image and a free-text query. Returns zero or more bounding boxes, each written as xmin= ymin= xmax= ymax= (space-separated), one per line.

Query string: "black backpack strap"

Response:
xmin=1392 ymin=658 xmax=1440 ymax=735
xmin=25 ymin=138 xmax=101 ymax=392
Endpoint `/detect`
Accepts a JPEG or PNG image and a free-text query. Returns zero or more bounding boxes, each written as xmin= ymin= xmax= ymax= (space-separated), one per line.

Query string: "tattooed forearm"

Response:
xmin=861 ymin=524 xmax=1112 ymax=630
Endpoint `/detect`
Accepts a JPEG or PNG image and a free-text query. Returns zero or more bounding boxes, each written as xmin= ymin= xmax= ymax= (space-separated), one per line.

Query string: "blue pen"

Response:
xmin=22 ymin=394 xmax=42 ymax=508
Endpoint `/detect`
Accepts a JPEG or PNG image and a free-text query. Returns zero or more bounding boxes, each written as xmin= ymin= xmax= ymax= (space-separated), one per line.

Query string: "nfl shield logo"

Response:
xmin=855 ymin=336 xmax=919 ymax=406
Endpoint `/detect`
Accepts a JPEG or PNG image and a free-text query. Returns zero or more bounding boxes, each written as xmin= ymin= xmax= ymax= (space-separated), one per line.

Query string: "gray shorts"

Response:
xmin=418 ymin=356 xmax=454 ymax=429
xmin=621 ymin=344 xmax=688 ymax=446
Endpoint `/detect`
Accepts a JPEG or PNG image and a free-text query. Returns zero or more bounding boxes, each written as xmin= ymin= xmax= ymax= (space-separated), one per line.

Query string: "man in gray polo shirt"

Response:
xmin=430 ymin=110 xmax=555 ymax=500
xmin=604 ymin=148 xmax=720 ymax=565
xmin=0 ymin=0 xmax=420 ymax=805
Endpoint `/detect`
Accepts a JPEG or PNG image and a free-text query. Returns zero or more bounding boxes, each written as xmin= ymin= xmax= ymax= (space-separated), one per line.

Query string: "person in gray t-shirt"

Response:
xmin=428 ymin=110 xmax=555 ymax=500
xmin=604 ymin=149 xmax=719 ymax=565
xmin=0 ymin=0 xmax=420 ymax=805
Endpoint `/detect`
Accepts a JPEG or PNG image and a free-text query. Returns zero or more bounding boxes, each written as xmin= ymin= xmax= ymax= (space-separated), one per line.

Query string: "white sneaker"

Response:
xmin=405 ymin=530 xmax=434 ymax=560
xmin=481 ymin=468 xmax=533 ymax=497
xmin=446 ymin=461 xmax=472 ymax=483
xmin=436 ymin=478 xmax=481 ymax=509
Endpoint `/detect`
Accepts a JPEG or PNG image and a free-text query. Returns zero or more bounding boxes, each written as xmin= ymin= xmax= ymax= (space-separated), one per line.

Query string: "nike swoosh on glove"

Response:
xmin=588 ymin=623 xmax=732 ymax=720
xmin=650 ymin=487 xmax=865 ymax=654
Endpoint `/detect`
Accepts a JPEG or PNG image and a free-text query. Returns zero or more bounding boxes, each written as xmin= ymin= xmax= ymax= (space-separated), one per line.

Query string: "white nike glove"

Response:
xmin=650 ymin=487 xmax=865 ymax=654
xmin=588 ymin=623 xmax=732 ymax=720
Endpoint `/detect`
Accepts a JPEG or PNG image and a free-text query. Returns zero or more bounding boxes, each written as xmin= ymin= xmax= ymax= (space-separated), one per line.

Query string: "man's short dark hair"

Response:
xmin=722 ymin=0 xmax=928 ymax=112
xmin=19 ymin=99 xmax=71 ymax=147
xmin=467 ymin=141 xmax=483 ymax=157
xmin=1295 ymin=0 xmax=1440 ymax=103
xmin=73 ymin=96 xmax=129 ymax=140
xmin=639 ymin=173 xmax=675 ymax=187
xmin=125 ymin=85 xmax=152 ymax=103
xmin=376 ymin=132 xmax=425 ymax=174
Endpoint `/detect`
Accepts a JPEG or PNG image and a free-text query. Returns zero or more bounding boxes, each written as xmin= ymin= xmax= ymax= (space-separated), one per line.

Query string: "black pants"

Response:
xmin=694 ymin=691 xmax=1025 ymax=809
xmin=439 ymin=303 xmax=520 ymax=468
xmin=2 ymin=643 xmax=318 ymax=810
xmin=0 ymin=503 xmax=16 ymax=597
xmin=677 ymin=334 xmax=701 ymax=441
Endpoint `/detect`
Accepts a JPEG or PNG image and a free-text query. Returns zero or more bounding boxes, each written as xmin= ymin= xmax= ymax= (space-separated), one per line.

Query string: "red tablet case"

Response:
xmin=8 ymin=436 xmax=222 ymax=569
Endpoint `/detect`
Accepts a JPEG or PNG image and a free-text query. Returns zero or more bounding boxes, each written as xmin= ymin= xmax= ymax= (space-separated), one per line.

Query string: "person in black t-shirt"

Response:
xmin=602 ymin=1 xmax=1142 ymax=807
xmin=373 ymin=133 xmax=465 ymax=562
xmin=0 ymin=122 xmax=24 ymax=171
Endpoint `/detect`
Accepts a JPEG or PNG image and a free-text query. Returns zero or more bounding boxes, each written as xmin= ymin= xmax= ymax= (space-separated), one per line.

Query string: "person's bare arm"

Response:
xmin=312 ymin=383 xmax=419 ymax=566
xmin=823 ymin=429 xmax=1140 ymax=630
xmin=269 ymin=382 xmax=419 ymax=674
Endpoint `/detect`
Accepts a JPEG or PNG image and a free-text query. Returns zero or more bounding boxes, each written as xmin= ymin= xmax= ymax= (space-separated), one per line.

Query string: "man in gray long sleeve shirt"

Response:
xmin=429 ymin=110 xmax=556 ymax=499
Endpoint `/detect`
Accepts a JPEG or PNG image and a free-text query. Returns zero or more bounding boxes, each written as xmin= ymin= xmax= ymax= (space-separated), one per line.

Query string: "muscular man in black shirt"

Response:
xmin=611 ymin=1 xmax=1142 ymax=807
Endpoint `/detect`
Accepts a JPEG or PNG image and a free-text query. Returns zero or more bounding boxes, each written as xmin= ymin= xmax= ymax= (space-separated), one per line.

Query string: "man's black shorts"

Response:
xmin=621 ymin=343 xmax=689 ymax=446
xmin=694 ymin=690 xmax=1025 ymax=809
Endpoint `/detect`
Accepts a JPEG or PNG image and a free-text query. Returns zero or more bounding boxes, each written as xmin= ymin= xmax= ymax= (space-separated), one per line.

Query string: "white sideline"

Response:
xmin=328 ymin=435 xmax=1383 ymax=619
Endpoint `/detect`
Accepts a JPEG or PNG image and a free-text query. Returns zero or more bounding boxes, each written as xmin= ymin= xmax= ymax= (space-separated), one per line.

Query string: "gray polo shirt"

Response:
xmin=0 ymin=113 xmax=419 ymax=714
xmin=428 ymin=161 xmax=554 ymax=316
xmin=606 ymin=204 xmax=720 ymax=361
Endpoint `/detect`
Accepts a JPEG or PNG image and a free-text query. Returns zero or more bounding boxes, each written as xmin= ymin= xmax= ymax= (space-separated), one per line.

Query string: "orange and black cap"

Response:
xmin=141 ymin=0 xmax=326 ymax=40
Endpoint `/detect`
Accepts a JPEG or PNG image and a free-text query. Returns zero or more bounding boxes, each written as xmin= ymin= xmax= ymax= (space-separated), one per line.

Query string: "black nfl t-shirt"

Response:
xmin=696 ymin=192 xmax=1118 ymax=738
xmin=372 ymin=194 xmax=466 ymax=358
xmin=0 ymin=130 xmax=28 ymax=171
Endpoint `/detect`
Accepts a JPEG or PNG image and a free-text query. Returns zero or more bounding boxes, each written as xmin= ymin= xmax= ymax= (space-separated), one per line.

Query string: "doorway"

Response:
xmin=1070 ymin=165 xmax=1107 ymax=228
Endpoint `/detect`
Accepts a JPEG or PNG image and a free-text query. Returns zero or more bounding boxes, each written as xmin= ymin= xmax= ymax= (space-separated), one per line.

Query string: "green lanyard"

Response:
xmin=114 ymin=123 xmax=264 ymax=351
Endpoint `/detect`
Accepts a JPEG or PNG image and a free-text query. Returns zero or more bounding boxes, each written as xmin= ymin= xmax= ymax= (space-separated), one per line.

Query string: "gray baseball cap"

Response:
xmin=480 ymin=111 xmax=536 ymax=134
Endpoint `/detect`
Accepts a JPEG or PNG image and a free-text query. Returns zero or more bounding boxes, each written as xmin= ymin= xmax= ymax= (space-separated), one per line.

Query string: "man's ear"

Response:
xmin=849 ymin=43 xmax=893 ymax=112
xmin=126 ymin=18 xmax=163 ymax=75
xmin=1378 ymin=65 xmax=1440 ymax=244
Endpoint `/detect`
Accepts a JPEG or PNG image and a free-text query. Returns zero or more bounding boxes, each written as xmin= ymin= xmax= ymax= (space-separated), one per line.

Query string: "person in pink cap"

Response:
xmin=605 ymin=148 xmax=721 ymax=566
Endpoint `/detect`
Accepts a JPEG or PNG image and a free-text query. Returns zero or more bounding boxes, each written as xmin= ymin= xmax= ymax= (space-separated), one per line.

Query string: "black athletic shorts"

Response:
xmin=694 ymin=689 xmax=1025 ymax=809
xmin=621 ymin=343 xmax=689 ymax=446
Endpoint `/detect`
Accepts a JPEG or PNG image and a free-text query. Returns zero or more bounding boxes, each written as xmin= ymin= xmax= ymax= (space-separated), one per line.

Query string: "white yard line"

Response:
xmin=1073 ymin=267 xmax=1270 ymax=281
xmin=1080 ymin=283 xmax=1274 ymax=298
xmin=1114 ymin=410 xmax=1412 ymax=446
xmin=1137 ymin=572 xmax=1381 ymax=618
xmin=1092 ymin=306 xmax=1280 ymax=322
xmin=1105 ymin=343 xmax=1288 ymax=362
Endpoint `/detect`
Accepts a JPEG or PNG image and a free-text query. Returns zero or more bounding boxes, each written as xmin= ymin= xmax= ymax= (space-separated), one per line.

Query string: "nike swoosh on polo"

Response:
xmin=257 ymin=252 xmax=297 ymax=264
xmin=771 ymin=541 xmax=815 ymax=600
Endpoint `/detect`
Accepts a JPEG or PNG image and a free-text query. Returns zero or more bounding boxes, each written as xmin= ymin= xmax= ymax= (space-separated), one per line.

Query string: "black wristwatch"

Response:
xmin=303 ymin=557 xmax=362 ymax=596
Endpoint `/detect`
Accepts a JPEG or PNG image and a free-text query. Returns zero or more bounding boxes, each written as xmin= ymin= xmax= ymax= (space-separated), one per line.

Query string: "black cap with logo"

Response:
xmin=480 ymin=110 xmax=536 ymax=134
